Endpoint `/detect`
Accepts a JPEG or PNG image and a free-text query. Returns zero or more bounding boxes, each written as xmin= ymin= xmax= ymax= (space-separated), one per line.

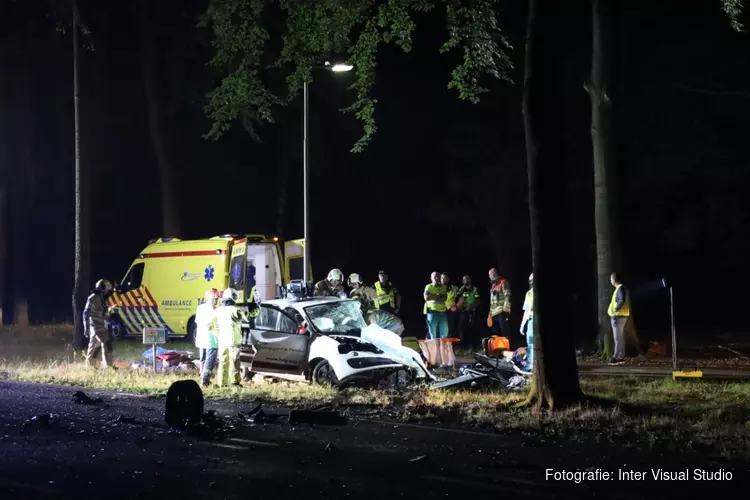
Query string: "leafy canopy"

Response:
xmin=200 ymin=0 xmax=513 ymax=152
xmin=201 ymin=0 xmax=744 ymax=152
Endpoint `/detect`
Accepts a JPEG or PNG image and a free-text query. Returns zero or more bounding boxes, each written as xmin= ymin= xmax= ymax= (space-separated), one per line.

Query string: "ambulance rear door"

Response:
xmin=284 ymin=239 xmax=313 ymax=284
xmin=228 ymin=240 xmax=247 ymax=304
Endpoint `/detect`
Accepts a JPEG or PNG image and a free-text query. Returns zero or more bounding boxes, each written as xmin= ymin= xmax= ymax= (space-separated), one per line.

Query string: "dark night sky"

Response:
xmin=1 ymin=0 xmax=748 ymax=342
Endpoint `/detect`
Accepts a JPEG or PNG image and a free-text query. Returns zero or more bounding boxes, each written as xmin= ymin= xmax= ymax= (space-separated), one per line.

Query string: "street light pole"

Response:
xmin=303 ymin=79 xmax=310 ymax=284
xmin=301 ymin=62 xmax=352 ymax=286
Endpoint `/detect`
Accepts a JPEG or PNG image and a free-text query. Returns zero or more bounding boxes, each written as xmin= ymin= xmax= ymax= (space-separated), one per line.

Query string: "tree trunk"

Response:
xmin=0 ymin=51 xmax=7 ymax=328
xmin=586 ymin=0 xmax=619 ymax=359
xmin=140 ymin=0 xmax=180 ymax=238
xmin=522 ymin=0 xmax=584 ymax=410
xmin=0 ymin=189 xmax=6 ymax=327
xmin=71 ymin=0 xmax=90 ymax=349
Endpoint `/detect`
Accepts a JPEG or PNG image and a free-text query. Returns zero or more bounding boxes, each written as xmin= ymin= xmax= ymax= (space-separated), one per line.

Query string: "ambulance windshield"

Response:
xmin=304 ymin=301 xmax=367 ymax=334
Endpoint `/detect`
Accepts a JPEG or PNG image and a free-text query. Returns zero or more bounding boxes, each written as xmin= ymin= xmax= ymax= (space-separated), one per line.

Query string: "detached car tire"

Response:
xmin=311 ymin=361 xmax=340 ymax=388
xmin=165 ymin=380 xmax=204 ymax=429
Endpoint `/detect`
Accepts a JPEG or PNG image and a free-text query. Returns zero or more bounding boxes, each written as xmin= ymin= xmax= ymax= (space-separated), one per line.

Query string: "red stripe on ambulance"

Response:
xmin=141 ymin=250 xmax=226 ymax=258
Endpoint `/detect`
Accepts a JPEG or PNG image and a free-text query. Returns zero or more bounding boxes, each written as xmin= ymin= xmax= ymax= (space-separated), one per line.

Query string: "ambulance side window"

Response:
xmin=121 ymin=263 xmax=144 ymax=293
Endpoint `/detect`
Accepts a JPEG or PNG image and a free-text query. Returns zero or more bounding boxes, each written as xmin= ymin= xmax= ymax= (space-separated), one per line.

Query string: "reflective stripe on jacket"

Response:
xmin=374 ymin=281 xmax=396 ymax=308
xmin=424 ymin=284 xmax=448 ymax=313
xmin=489 ymin=279 xmax=512 ymax=316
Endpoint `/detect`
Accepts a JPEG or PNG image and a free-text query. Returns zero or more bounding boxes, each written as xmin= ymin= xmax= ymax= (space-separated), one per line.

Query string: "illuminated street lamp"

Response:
xmin=302 ymin=61 xmax=352 ymax=285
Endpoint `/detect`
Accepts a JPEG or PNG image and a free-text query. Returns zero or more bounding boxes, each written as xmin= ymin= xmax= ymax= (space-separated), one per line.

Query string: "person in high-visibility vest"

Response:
xmin=608 ymin=272 xmax=631 ymax=365
xmin=374 ymin=270 xmax=401 ymax=315
xmin=456 ymin=274 xmax=481 ymax=346
xmin=195 ymin=288 xmax=220 ymax=386
xmin=211 ymin=288 xmax=248 ymax=387
xmin=348 ymin=273 xmax=376 ymax=314
xmin=423 ymin=272 xmax=448 ymax=339
xmin=441 ymin=272 xmax=460 ymax=339
xmin=520 ymin=273 xmax=534 ymax=370
xmin=488 ymin=268 xmax=512 ymax=342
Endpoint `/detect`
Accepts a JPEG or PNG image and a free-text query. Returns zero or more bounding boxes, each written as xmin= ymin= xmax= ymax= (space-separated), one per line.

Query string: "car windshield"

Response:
xmin=304 ymin=300 xmax=368 ymax=334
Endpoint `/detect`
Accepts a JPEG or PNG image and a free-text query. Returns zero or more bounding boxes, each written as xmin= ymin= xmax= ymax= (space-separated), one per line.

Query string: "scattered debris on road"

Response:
xmin=72 ymin=391 xmax=103 ymax=405
xmin=409 ymin=455 xmax=429 ymax=463
xmin=23 ymin=413 xmax=53 ymax=427
xmin=288 ymin=409 xmax=347 ymax=426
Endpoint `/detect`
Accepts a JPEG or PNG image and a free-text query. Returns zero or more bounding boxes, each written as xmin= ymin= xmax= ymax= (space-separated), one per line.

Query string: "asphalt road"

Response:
xmin=0 ymin=381 xmax=746 ymax=499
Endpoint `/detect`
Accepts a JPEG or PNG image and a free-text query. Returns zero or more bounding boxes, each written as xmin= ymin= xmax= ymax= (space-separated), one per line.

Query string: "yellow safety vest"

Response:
xmin=445 ymin=285 xmax=459 ymax=310
xmin=424 ymin=284 xmax=448 ymax=313
xmin=374 ymin=281 xmax=396 ymax=309
xmin=248 ymin=286 xmax=260 ymax=318
xmin=608 ymin=284 xmax=631 ymax=317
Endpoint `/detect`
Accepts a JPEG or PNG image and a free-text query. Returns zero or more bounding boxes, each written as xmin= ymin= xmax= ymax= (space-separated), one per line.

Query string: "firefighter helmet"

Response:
xmin=327 ymin=268 xmax=343 ymax=283
xmin=95 ymin=279 xmax=113 ymax=294
xmin=222 ymin=288 xmax=239 ymax=302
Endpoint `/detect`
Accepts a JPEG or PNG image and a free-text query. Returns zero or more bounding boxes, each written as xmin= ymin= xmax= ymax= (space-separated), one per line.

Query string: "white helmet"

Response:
xmin=222 ymin=288 xmax=239 ymax=302
xmin=529 ymin=273 xmax=534 ymax=282
xmin=95 ymin=279 xmax=113 ymax=294
xmin=327 ymin=268 xmax=343 ymax=282
xmin=348 ymin=273 xmax=363 ymax=286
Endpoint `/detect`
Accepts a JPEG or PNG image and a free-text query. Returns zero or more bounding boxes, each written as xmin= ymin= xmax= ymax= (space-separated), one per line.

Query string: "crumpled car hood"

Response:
xmin=321 ymin=327 xmax=435 ymax=380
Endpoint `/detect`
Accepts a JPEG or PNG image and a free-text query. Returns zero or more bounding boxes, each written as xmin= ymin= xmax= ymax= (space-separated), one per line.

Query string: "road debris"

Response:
xmin=288 ymin=409 xmax=347 ymax=426
xmin=23 ymin=413 xmax=53 ymax=427
xmin=115 ymin=415 xmax=137 ymax=424
xmin=409 ymin=455 xmax=429 ymax=463
xmin=72 ymin=391 xmax=103 ymax=405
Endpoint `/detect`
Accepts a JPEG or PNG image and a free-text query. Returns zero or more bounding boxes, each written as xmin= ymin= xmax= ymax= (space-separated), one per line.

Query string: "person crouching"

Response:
xmin=211 ymin=288 xmax=247 ymax=387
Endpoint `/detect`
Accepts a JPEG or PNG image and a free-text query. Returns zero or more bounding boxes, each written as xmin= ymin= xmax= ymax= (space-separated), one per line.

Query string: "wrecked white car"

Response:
xmin=239 ymin=297 xmax=435 ymax=388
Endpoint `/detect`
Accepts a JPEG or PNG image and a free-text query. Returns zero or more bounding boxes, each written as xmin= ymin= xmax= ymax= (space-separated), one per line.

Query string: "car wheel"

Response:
xmin=109 ymin=316 xmax=127 ymax=340
xmin=311 ymin=361 xmax=340 ymax=387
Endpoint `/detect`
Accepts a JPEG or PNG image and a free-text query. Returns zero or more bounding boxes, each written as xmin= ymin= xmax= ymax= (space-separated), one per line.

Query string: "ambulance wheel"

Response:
xmin=311 ymin=361 xmax=340 ymax=387
xmin=109 ymin=317 xmax=127 ymax=340
xmin=165 ymin=380 xmax=204 ymax=429
xmin=187 ymin=319 xmax=197 ymax=344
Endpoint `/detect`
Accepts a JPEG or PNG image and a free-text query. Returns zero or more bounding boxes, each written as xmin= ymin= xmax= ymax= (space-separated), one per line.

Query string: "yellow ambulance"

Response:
xmin=106 ymin=234 xmax=311 ymax=341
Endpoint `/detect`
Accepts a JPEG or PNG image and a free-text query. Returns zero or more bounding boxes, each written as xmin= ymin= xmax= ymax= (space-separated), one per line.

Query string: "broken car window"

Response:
xmin=303 ymin=300 xmax=367 ymax=334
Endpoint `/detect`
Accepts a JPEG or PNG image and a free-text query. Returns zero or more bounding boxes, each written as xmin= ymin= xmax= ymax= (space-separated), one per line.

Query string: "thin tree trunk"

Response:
xmin=140 ymin=0 xmax=180 ymax=238
xmin=71 ymin=0 xmax=89 ymax=348
xmin=586 ymin=0 xmax=619 ymax=360
xmin=0 ymin=189 xmax=6 ymax=327
xmin=522 ymin=0 xmax=584 ymax=410
xmin=0 ymin=51 xmax=8 ymax=328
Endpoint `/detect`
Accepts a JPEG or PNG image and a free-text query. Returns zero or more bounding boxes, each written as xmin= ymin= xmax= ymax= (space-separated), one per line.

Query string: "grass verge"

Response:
xmin=2 ymin=329 xmax=750 ymax=460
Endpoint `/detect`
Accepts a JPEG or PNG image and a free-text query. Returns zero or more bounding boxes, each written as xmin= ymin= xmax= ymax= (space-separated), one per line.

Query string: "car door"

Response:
xmin=245 ymin=304 xmax=311 ymax=375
